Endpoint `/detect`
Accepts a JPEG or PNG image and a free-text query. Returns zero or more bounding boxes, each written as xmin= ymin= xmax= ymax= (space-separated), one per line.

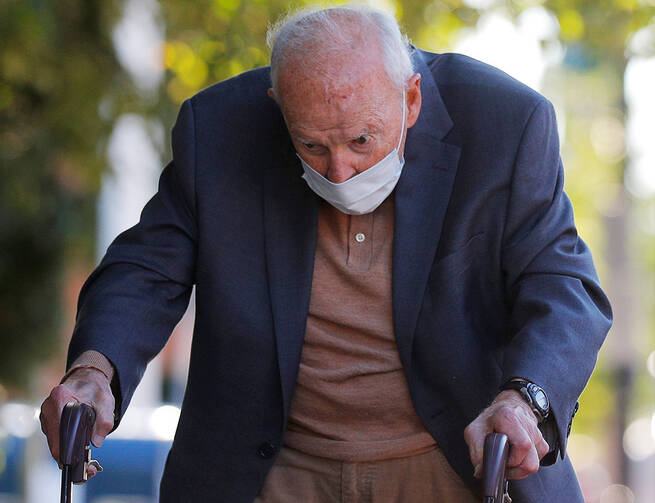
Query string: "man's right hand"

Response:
xmin=39 ymin=367 xmax=115 ymax=479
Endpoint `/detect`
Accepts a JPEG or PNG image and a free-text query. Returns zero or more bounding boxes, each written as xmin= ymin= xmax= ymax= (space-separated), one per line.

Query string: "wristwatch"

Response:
xmin=501 ymin=380 xmax=550 ymax=424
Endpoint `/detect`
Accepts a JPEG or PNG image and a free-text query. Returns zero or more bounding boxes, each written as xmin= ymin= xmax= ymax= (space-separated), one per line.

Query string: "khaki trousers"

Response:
xmin=255 ymin=445 xmax=478 ymax=503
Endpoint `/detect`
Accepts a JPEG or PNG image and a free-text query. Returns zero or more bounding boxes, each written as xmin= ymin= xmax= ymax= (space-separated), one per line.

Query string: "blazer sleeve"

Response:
xmin=500 ymin=99 xmax=612 ymax=463
xmin=67 ymin=99 xmax=198 ymax=426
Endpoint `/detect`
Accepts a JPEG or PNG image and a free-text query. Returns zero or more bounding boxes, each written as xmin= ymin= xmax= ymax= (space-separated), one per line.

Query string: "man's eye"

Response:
xmin=304 ymin=143 xmax=317 ymax=150
xmin=354 ymin=135 xmax=371 ymax=145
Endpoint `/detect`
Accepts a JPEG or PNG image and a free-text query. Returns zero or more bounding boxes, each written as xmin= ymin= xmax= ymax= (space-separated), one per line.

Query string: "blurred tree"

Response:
xmin=0 ymin=1 xmax=122 ymax=390
xmin=539 ymin=0 xmax=655 ymax=485
xmin=160 ymin=0 xmax=307 ymax=105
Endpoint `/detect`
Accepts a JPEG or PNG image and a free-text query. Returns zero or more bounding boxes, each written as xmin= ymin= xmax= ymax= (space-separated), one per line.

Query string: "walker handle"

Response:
xmin=482 ymin=432 xmax=510 ymax=503
xmin=59 ymin=401 xmax=96 ymax=503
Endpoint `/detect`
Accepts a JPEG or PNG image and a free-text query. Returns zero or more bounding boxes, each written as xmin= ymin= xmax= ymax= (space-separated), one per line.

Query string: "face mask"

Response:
xmin=298 ymin=95 xmax=406 ymax=215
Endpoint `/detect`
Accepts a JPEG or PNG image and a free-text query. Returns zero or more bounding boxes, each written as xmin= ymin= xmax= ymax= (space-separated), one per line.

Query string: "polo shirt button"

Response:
xmin=257 ymin=442 xmax=277 ymax=459
xmin=355 ymin=233 xmax=365 ymax=243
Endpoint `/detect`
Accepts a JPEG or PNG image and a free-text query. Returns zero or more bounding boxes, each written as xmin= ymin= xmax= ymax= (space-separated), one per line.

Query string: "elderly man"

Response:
xmin=40 ymin=5 xmax=611 ymax=502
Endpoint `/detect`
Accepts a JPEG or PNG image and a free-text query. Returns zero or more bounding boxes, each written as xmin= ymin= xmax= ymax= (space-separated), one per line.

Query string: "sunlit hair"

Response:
xmin=267 ymin=4 xmax=415 ymax=95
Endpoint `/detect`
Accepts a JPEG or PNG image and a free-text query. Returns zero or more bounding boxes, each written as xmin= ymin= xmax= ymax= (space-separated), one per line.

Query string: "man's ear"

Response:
xmin=267 ymin=88 xmax=276 ymax=101
xmin=405 ymin=73 xmax=422 ymax=129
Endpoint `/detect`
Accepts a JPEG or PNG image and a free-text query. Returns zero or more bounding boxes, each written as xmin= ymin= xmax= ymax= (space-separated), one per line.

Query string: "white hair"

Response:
xmin=267 ymin=4 xmax=415 ymax=95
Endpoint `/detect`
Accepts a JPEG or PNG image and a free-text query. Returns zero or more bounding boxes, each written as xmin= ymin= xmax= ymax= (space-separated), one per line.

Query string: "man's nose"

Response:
xmin=325 ymin=152 xmax=358 ymax=183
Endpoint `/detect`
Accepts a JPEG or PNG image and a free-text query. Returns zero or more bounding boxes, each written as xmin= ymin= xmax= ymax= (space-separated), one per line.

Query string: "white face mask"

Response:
xmin=298 ymin=95 xmax=406 ymax=215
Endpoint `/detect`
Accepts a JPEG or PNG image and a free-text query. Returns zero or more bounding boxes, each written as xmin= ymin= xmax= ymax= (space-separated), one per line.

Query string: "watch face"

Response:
xmin=534 ymin=389 xmax=549 ymax=410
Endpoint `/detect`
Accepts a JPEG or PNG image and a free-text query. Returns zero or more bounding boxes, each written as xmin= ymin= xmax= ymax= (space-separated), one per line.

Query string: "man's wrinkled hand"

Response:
xmin=464 ymin=390 xmax=550 ymax=480
xmin=39 ymin=368 xmax=115 ymax=479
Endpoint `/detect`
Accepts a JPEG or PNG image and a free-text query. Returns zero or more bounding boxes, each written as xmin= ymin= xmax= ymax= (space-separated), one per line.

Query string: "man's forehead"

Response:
xmin=280 ymin=75 xmax=389 ymax=130
xmin=277 ymin=58 xmax=396 ymax=111
xmin=280 ymin=52 xmax=384 ymax=91
xmin=284 ymin=73 xmax=370 ymax=108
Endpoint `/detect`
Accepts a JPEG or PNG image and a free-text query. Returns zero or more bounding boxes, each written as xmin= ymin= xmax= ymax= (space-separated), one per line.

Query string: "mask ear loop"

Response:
xmin=395 ymin=90 xmax=407 ymax=154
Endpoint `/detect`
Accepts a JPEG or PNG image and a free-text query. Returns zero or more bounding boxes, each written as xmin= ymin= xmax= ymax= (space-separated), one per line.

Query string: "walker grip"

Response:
xmin=59 ymin=401 xmax=96 ymax=502
xmin=482 ymin=432 xmax=510 ymax=503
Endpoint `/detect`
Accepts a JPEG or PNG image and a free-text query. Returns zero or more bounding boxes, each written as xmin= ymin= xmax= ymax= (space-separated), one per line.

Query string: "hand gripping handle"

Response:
xmin=482 ymin=432 xmax=510 ymax=503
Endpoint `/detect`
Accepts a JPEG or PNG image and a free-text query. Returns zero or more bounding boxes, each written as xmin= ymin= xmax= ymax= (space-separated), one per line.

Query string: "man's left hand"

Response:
xmin=464 ymin=390 xmax=550 ymax=480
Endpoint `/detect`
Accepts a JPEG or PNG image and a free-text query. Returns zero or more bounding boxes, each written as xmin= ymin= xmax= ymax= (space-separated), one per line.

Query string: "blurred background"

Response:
xmin=0 ymin=0 xmax=653 ymax=501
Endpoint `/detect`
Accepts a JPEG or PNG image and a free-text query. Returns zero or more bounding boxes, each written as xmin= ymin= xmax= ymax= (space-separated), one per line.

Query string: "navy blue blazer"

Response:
xmin=68 ymin=49 xmax=612 ymax=502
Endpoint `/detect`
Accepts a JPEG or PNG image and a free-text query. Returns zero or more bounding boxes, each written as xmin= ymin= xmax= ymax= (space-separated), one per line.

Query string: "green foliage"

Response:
xmin=540 ymin=0 xmax=655 ymax=65
xmin=543 ymin=0 xmax=655 ymax=418
xmin=0 ymin=0 xmax=121 ymax=389
xmin=161 ymin=0 xmax=292 ymax=103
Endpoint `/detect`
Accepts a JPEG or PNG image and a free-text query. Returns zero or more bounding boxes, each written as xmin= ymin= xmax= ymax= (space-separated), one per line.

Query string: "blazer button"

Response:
xmin=258 ymin=442 xmax=277 ymax=459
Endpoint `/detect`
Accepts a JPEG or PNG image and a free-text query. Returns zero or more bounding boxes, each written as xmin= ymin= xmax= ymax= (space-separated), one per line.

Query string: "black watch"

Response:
xmin=501 ymin=380 xmax=550 ymax=424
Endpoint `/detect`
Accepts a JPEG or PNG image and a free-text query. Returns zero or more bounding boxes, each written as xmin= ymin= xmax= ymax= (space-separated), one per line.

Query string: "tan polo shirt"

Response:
xmin=285 ymin=196 xmax=436 ymax=461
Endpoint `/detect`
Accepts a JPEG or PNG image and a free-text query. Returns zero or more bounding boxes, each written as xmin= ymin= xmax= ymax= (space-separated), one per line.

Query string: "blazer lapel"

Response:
xmin=264 ymin=138 xmax=318 ymax=421
xmin=393 ymin=51 xmax=461 ymax=371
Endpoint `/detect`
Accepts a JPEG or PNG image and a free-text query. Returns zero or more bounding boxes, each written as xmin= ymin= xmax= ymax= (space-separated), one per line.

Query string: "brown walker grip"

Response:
xmin=60 ymin=401 xmax=96 ymax=503
xmin=482 ymin=432 xmax=509 ymax=502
